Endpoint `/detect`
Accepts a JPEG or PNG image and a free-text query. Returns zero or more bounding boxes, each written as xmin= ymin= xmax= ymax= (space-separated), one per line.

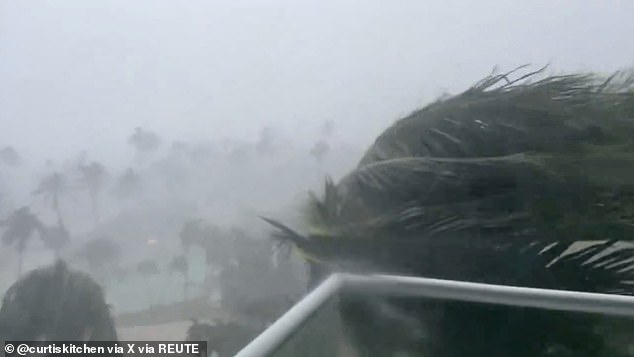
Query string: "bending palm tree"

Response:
xmin=112 ymin=168 xmax=142 ymax=199
xmin=78 ymin=161 xmax=107 ymax=225
xmin=0 ymin=146 xmax=20 ymax=167
xmin=129 ymin=127 xmax=161 ymax=155
xmin=265 ymin=67 xmax=634 ymax=356
xmin=0 ymin=207 xmax=44 ymax=276
xmin=33 ymin=172 xmax=67 ymax=222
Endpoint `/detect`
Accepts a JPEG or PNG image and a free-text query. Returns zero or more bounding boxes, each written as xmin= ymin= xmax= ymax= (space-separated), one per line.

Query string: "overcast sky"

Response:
xmin=1 ymin=0 xmax=633 ymax=164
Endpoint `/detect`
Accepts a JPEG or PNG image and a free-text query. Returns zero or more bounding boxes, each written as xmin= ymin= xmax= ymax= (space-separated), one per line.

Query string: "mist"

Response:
xmin=2 ymin=1 xmax=633 ymax=161
xmin=1 ymin=0 xmax=634 ymax=352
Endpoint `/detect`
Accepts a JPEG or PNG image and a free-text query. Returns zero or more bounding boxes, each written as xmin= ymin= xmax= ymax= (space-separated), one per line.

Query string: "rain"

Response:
xmin=1 ymin=1 xmax=634 ymax=356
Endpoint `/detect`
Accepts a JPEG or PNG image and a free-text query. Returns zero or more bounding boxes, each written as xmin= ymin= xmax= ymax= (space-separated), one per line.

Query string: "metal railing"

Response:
xmin=235 ymin=273 xmax=634 ymax=357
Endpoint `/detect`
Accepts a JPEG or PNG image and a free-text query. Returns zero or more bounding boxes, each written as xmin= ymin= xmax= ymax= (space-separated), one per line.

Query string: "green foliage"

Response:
xmin=0 ymin=207 xmax=45 ymax=276
xmin=265 ymin=67 xmax=634 ymax=355
xmin=1 ymin=207 xmax=43 ymax=252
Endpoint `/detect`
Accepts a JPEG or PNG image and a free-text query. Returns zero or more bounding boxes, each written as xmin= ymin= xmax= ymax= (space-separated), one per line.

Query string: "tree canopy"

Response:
xmin=265 ymin=68 xmax=634 ymax=356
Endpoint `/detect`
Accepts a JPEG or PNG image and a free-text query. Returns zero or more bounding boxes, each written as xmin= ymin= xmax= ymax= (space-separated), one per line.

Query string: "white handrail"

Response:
xmin=235 ymin=273 xmax=634 ymax=357
xmin=342 ymin=273 xmax=634 ymax=317
xmin=234 ymin=275 xmax=343 ymax=357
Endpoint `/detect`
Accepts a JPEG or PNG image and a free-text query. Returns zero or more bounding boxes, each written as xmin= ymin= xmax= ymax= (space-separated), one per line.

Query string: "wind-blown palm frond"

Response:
xmin=359 ymin=68 xmax=634 ymax=166
xmin=32 ymin=172 xmax=67 ymax=221
xmin=265 ymin=67 xmax=634 ymax=356
xmin=297 ymin=155 xmax=634 ymax=248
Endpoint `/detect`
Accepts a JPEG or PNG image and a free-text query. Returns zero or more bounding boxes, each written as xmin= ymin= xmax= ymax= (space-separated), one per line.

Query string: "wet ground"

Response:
xmin=117 ymin=320 xmax=191 ymax=341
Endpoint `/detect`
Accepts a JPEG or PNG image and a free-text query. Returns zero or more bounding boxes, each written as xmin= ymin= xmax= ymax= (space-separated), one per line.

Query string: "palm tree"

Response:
xmin=111 ymin=168 xmax=142 ymax=199
xmin=129 ymin=127 xmax=161 ymax=158
xmin=33 ymin=172 xmax=67 ymax=222
xmin=39 ymin=218 xmax=70 ymax=259
xmin=168 ymin=255 xmax=189 ymax=300
xmin=0 ymin=146 xmax=20 ymax=167
xmin=0 ymin=261 xmax=119 ymax=342
xmin=136 ymin=260 xmax=160 ymax=308
xmin=264 ymin=68 xmax=634 ymax=356
xmin=78 ymin=161 xmax=107 ymax=225
xmin=0 ymin=207 xmax=43 ymax=276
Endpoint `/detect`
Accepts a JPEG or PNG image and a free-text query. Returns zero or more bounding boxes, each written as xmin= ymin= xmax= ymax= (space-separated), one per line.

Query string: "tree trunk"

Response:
xmin=16 ymin=237 xmax=29 ymax=278
xmin=184 ymin=269 xmax=189 ymax=301
xmin=53 ymin=194 xmax=62 ymax=222
xmin=183 ymin=247 xmax=190 ymax=301
xmin=90 ymin=190 xmax=99 ymax=226
xmin=17 ymin=250 xmax=23 ymax=277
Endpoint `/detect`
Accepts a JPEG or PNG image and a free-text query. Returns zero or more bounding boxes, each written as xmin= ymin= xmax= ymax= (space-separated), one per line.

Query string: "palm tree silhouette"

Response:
xmin=0 ymin=146 xmax=21 ymax=167
xmin=78 ymin=161 xmax=107 ymax=225
xmin=128 ymin=127 xmax=161 ymax=161
xmin=112 ymin=168 xmax=142 ymax=199
xmin=0 ymin=207 xmax=43 ymax=276
xmin=33 ymin=172 xmax=67 ymax=222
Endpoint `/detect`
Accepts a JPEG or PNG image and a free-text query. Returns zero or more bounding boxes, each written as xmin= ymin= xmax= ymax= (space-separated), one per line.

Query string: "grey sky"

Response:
xmin=1 ymin=0 xmax=633 ymax=164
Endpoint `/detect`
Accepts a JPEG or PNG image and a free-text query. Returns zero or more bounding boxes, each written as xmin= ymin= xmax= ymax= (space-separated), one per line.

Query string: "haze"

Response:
xmin=0 ymin=0 xmax=634 ymax=345
xmin=2 ymin=1 xmax=633 ymax=162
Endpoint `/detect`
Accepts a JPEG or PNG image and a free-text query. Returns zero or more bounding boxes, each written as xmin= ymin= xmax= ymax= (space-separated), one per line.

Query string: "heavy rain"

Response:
xmin=1 ymin=1 xmax=634 ymax=356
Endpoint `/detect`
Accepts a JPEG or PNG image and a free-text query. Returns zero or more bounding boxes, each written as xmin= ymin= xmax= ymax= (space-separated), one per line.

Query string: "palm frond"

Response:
xmin=291 ymin=155 xmax=634 ymax=246
xmin=358 ymin=68 xmax=634 ymax=166
xmin=264 ymin=67 xmax=634 ymax=355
